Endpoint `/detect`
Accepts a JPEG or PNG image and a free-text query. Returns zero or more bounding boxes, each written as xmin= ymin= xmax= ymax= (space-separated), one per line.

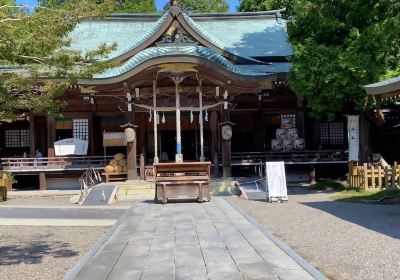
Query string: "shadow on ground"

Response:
xmin=0 ymin=239 xmax=78 ymax=265
xmin=301 ymin=201 xmax=400 ymax=240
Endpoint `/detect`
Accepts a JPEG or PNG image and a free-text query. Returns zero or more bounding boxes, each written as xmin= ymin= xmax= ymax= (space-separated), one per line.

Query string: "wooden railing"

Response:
xmin=0 ymin=156 xmax=114 ymax=172
xmin=349 ymin=161 xmax=400 ymax=191
xmin=221 ymin=150 xmax=348 ymax=166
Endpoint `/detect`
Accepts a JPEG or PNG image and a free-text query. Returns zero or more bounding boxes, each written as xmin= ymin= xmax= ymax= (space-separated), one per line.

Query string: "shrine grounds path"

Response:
xmin=68 ymin=197 xmax=322 ymax=280
xmin=230 ymin=187 xmax=400 ymax=280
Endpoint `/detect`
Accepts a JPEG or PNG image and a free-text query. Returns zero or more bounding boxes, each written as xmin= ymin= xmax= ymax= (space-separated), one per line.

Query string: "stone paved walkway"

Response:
xmin=72 ymin=198 xmax=318 ymax=280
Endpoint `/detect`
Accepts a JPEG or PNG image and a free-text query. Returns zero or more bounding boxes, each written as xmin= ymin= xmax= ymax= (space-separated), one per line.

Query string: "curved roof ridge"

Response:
xmin=94 ymin=46 xmax=271 ymax=80
xmin=105 ymin=9 xmax=285 ymax=20
xmin=107 ymin=12 xmax=171 ymax=60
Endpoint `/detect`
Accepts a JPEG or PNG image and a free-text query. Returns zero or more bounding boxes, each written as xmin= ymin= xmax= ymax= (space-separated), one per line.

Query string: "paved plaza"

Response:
xmin=70 ymin=198 xmax=321 ymax=280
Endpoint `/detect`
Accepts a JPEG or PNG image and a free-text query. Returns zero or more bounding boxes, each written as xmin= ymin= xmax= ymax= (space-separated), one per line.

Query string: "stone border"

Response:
xmin=63 ymin=205 xmax=132 ymax=280
xmin=224 ymin=197 xmax=328 ymax=280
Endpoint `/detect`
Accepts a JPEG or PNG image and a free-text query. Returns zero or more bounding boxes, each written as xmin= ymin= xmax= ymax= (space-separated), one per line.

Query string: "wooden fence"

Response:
xmin=348 ymin=161 xmax=400 ymax=191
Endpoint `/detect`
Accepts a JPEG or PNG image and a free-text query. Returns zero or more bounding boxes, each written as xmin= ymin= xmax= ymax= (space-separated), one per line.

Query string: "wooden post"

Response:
xmin=296 ymin=98 xmax=305 ymax=139
xmin=255 ymin=96 xmax=265 ymax=151
xmin=384 ymin=166 xmax=389 ymax=189
xmin=359 ymin=113 xmax=371 ymax=163
xmin=309 ymin=165 xmax=316 ymax=185
xmin=391 ymin=165 xmax=396 ymax=189
xmin=363 ymin=163 xmax=368 ymax=190
xmin=140 ymin=154 xmax=145 ymax=180
xmin=377 ymin=166 xmax=382 ymax=189
xmin=39 ymin=172 xmax=47 ymax=191
xmin=89 ymin=113 xmax=95 ymax=156
xmin=29 ymin=114 xmax=35 ymax=156
xmin=46 ymin=117 xmax=56 ymax=157
xmin=371 ymin=166 xmax=375 ymax=189
xmin=198 ymin=84 xmax=205 ymax=162
xmin=210 ymin=111 xmax=219 ymax=178
xmin=153 ymin=80 xmax=159 ymax=164
xmin=174 ymin=80 xmax=183 ymax=163
xmin=221 ymin=91 xmax=232 ymax=178
xmin=124 ymin=86 xmax=138 ymax=180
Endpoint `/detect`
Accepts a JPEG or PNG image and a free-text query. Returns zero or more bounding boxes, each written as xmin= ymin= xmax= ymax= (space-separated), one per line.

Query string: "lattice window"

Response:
xmin=73 ymin=119 xmax=88 ymax=141
xmin=5 ymin=130 xmax=30 ymax=148
xmin=320 ymin=122 xmax=344 ymax=145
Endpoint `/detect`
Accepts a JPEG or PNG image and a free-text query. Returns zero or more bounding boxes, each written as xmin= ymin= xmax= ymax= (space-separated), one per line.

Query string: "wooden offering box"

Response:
xmin=154 ymin=162 xmax=211 ymax=204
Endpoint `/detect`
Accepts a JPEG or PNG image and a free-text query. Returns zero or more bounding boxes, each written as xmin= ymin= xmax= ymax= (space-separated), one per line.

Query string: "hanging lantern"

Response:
xmin=149 ymin=110 xmax=152 ymax=122
xmin=156 ymin=112 xmax=160 ymax=124
xmin=162 ymin=112 xmax=166 ymax=124
xmin=205 ymin=110 xmax=208 ymax=122
xmin=190 ymin=110 xmax=194 ymax=123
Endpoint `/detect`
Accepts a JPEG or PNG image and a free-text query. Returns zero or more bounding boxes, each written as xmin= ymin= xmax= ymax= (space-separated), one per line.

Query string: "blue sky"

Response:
xmin=16 ymin=0 xmax=240 ymax=12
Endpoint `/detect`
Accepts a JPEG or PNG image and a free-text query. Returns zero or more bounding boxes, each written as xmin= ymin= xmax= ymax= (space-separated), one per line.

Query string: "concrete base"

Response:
xmin=209 ymin=179 xmax=239 ymax=196
xmin=175 ymin=154 xmax=183 ymax=163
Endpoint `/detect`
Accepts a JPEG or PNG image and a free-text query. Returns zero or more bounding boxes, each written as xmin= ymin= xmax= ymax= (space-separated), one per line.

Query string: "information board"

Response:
xmin=348 ymin=115 xmax=359 ymax=161
xmin=54 ymin=138 xmax=88 ymax=156
xmin=265 ymin=161 xmax=288 ymax=202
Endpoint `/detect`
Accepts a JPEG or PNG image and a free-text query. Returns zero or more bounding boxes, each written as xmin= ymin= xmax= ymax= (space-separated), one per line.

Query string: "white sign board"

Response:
xmin=265 ymin=161 xmax=288 ymax=202
xmin=54 ymin=138 xmax=88 ymax=156
xmin=347 ymin=115 xmax=359 ymax=161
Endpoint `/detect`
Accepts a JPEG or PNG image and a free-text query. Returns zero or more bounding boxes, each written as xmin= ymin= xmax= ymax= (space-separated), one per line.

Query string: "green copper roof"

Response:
xmin=68 ymin=12 xmax=292 ymax=60
xmin=93 ymin=46 xmax=277 ymax=79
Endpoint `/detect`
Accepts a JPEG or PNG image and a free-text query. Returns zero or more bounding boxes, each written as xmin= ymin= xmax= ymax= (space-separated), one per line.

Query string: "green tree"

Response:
xmin=38 ymin=0 xmax=156 ymax=13
xmin=0 ymin=0 xmax=115 ymax=121
xmin=239 ymin=0 xmax=295 ymax=15
xmin=114 ymin=0 xmax=156 ymax=13
xmin=287 ymin=0 xmax=400 ymax=119
xmin=180 ymin=0 xmax=229 ymax=13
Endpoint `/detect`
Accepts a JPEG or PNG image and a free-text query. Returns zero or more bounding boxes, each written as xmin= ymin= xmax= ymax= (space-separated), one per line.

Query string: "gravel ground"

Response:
xmin=0 ymin=226 xmax=109 ymax=280
xmin=1 ymin=196 xmax=72 ymax=206
xmin=230 ymin=187 xmax=400 ymax=280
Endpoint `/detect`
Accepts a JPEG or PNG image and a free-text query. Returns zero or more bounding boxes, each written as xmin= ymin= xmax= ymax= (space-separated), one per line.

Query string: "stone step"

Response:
xmin=116 ymin=182 xmax=155 ymax=201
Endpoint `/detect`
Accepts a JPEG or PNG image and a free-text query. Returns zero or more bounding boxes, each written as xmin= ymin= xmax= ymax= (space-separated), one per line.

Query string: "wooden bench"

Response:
xmin=154 ymin=162 xmax=211 ymax=204
xmin=102 ymin=172 xmax=127 ymax=183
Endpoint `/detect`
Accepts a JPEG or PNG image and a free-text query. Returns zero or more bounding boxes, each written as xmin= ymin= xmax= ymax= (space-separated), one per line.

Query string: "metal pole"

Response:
xmin=153 ymin=80 xmax=159 ymax=164
xmin=199 ymin=85 xmax=205 ymax=162
xmin=175 ymin=82 xmax=183 ymax=162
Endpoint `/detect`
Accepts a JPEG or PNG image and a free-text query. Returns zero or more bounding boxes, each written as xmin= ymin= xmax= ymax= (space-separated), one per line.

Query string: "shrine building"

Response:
xmin=0 ymin=1 xmax=348 ymax=189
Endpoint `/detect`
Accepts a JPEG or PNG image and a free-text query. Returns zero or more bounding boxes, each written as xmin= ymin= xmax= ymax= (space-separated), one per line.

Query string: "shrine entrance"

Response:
xmin=160 ymin=130 xmax=199 ymax=162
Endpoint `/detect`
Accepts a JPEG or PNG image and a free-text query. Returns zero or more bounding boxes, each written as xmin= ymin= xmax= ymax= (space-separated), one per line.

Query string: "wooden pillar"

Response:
xmin=296 ymin=98 xmax=305 ymax=138
xmin=29 ymin=114 xmax=35 ymax=156
xmin=153 ymin=80 xmax=159 ymax=164
xmin=255 ymin=95 xmax=265 ymax=151
xmin=89 ymin=113 xmax=95 ymax=156
xmin=39 ymin=172 xmax=47 ymax=191
xmin=210 ymin=111 xmax=220 ymax=178
xmin=221 ymin=91 xmax=233 ymax=178
xmin=198 ymin=84 xmax=205 ymax=162
xmin=124 ymin=89 xmax=138 ymax=180
xmin=175 ymin=81 xmax=183 ymax=163
xmin=359 ymin=112 xmax=371 ymax=163
xmin=46 ymin=117 xmax=56 ymax=157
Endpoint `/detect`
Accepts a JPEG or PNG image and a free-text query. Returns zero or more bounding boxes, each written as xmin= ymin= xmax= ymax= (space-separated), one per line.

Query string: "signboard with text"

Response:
xmin=265 ymin=161 xmax=288 ymax=202
xmin=54 ymin=138 xmax=88 ymax=156
xmin=348 ymin=115 xmax=359 ymax=161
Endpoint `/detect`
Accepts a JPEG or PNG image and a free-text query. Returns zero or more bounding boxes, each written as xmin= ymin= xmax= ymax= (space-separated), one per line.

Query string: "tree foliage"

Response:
xmin=240 ymin=0 xmax=400 ymax=119
xmin=39 ymin=0 xmax=156 ymax=13
xmin=287 ymin=0 xmax=400 ymax=119
xmin=239 ymin=0 xmax=294 ymax=13
xmin=0 ymin=0 xmax=115 ymax=121
xmin=180 ymin=0 xmax=229 ymax=13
